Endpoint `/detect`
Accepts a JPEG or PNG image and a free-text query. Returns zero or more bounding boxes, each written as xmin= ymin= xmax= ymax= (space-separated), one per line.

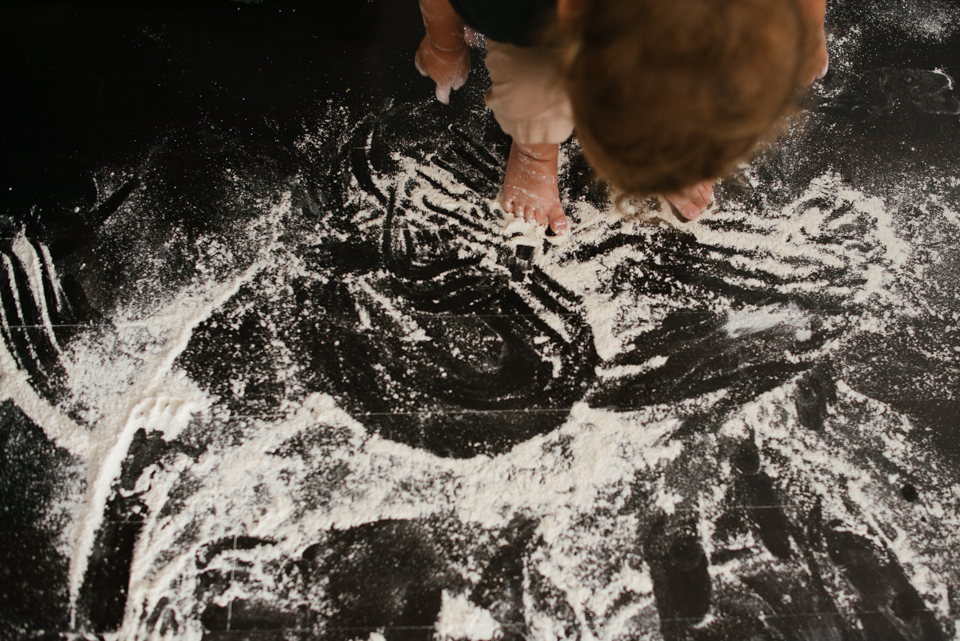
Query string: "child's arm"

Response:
xmin=416 ymin=0 xmax=470 ymax=104
xmin=797 ymin=0 xmax=829 ymax=84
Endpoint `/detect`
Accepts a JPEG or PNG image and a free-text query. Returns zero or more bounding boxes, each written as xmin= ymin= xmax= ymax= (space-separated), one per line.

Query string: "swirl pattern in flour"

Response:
xmin=1 ymin=95 xmax=958 ymax=640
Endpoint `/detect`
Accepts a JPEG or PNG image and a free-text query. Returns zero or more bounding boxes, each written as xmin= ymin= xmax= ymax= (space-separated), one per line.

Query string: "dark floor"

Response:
xmin=2 ymin=0 xmax=960 ymax=640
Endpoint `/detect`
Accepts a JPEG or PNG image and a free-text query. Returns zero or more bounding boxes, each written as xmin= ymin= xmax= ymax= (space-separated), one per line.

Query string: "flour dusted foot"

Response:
xmin=502 ymin=142 xmax=568 ymax=235
xmin=666 ymin=180 xmax=714 ymax=221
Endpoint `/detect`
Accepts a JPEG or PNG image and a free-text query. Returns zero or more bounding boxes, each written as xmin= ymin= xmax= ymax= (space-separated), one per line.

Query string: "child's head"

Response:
xmin=560 ymin=0 xmax=818 ymax=196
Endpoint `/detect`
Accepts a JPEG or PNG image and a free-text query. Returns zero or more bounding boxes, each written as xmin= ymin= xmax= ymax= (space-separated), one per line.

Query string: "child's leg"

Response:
xmin=483 ymin=40 xmax=724 ymax=228
xmin=484 ymin=41 xmax=574 ymax=234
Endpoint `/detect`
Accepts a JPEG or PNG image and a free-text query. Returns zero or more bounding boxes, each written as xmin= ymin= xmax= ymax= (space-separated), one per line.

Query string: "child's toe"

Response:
xmin=690 ymin=184 xmax=711 ymax=211
xmin=547 ymin=207 xmax=568 ymax=235
xmin=700 ymin=183 xmax=714 ymax=204
xmin=681 ymin=203 xmax=702 ymax=220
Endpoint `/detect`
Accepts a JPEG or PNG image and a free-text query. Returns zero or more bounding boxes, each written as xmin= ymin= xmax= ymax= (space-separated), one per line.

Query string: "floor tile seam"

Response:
xmin=415 ymin=307 xmax=853 ymax=317
xmin=182 ymin=603 xmax=942 ymax=633
xmin=129 ymin=408 xmax=575 ymax=422
xmin=3 ymin=315 xmax=583 ymax=328
xmin=75 ymin=405 xmax=960 ymax=420
xmin=554 ymin=502 xmax=934 ymax=515
xmin=0 ymin=310 xmax=914 ymax=325
xmin=655 ymin=609 xmax=927 ymax=623
xmin=0 ymin=307 xmax=896 ymax=320
xmin=355 ymin=408 xmax=576 ymax=417
xmin=81 ymin=501 xmax=926 ymax=516
xmin=4 ymin=323 xmax=104 ymax=330
xmin=403 ymin=311 xmax=857 ymax=319
xmin=248 ymin=402 xmax=960 ymax=418
xmin=103 ymin=502 xmax=956 ymax=522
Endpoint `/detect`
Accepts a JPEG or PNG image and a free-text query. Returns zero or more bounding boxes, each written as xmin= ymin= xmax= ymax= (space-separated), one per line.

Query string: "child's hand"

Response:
xmin=798 ymin=0 xmax=829 ymax=85
xmin=415 ymin=35 xmax=470 ymax=104
xmin=807 ymin=30 xmax=830 ymax=85
xmin=802 ymin=28 xmax=829 ymax=85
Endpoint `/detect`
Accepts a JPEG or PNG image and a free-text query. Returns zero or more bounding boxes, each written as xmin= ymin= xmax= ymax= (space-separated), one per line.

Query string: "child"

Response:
xmin=415 ymin=0 xmax=829 ymax=234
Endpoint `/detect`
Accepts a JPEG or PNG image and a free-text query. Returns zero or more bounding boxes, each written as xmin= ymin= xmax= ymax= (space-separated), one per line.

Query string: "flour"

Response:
xmin=436 ymin=592 xmax=501 ymax=640
xmin=870 ymin=0 xmax=960 ymax=40
xmin=1 ymin=90 xmax=958 ymax=640
xmin=10 ymin=235 xmax=61 ymax=339
xmin=595 ymin=356 xmax=669 ymax=380
xmin=36 ymin=193 xmax=296 ymax=622
xmin=0 ymin=344 xmax=90 ymax=456
xmin=724 ymin=303 xmax=812 ymax=340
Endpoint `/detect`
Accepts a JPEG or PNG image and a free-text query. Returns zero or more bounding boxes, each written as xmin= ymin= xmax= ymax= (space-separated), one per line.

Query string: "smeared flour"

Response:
xmin=2 ymin=17 xmax=960 ymax=640
xmin=436 ymin=592 xmax=502 ymax=640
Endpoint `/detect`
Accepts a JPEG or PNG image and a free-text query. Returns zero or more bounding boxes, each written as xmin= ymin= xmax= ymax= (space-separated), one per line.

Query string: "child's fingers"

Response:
xmin=415 ymin=37 xmax=468 ymax=104
xmin=463 ymin=25 xmax=484 ymax=48
xmin=415 ymin=54 xmax=429 ymax=77
xmin=816 ymin=56 xmax=829 ymax=80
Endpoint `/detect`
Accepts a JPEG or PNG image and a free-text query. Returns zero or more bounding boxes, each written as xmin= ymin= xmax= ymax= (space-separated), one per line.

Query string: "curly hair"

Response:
xmin=559 ymin=0 xmax=817 ymax=196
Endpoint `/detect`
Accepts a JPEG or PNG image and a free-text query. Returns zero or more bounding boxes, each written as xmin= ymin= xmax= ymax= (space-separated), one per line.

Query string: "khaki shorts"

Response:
xmin=483 ymin=39 xmax=575 ymax=146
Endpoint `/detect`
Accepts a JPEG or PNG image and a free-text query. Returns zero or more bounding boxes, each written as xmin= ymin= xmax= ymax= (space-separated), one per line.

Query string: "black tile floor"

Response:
xmin=2 ymin=0 xmax=960 ymax=639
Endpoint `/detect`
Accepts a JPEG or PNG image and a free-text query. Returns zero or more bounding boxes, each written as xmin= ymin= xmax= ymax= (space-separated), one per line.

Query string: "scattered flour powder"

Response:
xmin=1 ymin=53 xmax=959 ymax=641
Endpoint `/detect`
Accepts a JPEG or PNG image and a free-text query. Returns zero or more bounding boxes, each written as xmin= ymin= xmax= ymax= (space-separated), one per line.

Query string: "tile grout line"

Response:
xmin=3 ymin=303 xmax=857 ymax=331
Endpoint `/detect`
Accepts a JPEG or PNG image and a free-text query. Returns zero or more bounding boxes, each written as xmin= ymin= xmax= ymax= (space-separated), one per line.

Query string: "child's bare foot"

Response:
xmin=502 ymin=142 xmax=568 ymax=235
xmin=665 ymin=181 xmax=714 ymax=221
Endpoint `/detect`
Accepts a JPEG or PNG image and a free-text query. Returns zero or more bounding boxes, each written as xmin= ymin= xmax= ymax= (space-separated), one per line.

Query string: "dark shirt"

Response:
xmin=448 ymin=0 xmax=557 ymax=47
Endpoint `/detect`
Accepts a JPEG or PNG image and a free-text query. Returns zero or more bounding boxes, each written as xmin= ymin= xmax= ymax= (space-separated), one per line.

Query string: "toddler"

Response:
xmin=415 ymin=0 xmax=829 ymax=234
